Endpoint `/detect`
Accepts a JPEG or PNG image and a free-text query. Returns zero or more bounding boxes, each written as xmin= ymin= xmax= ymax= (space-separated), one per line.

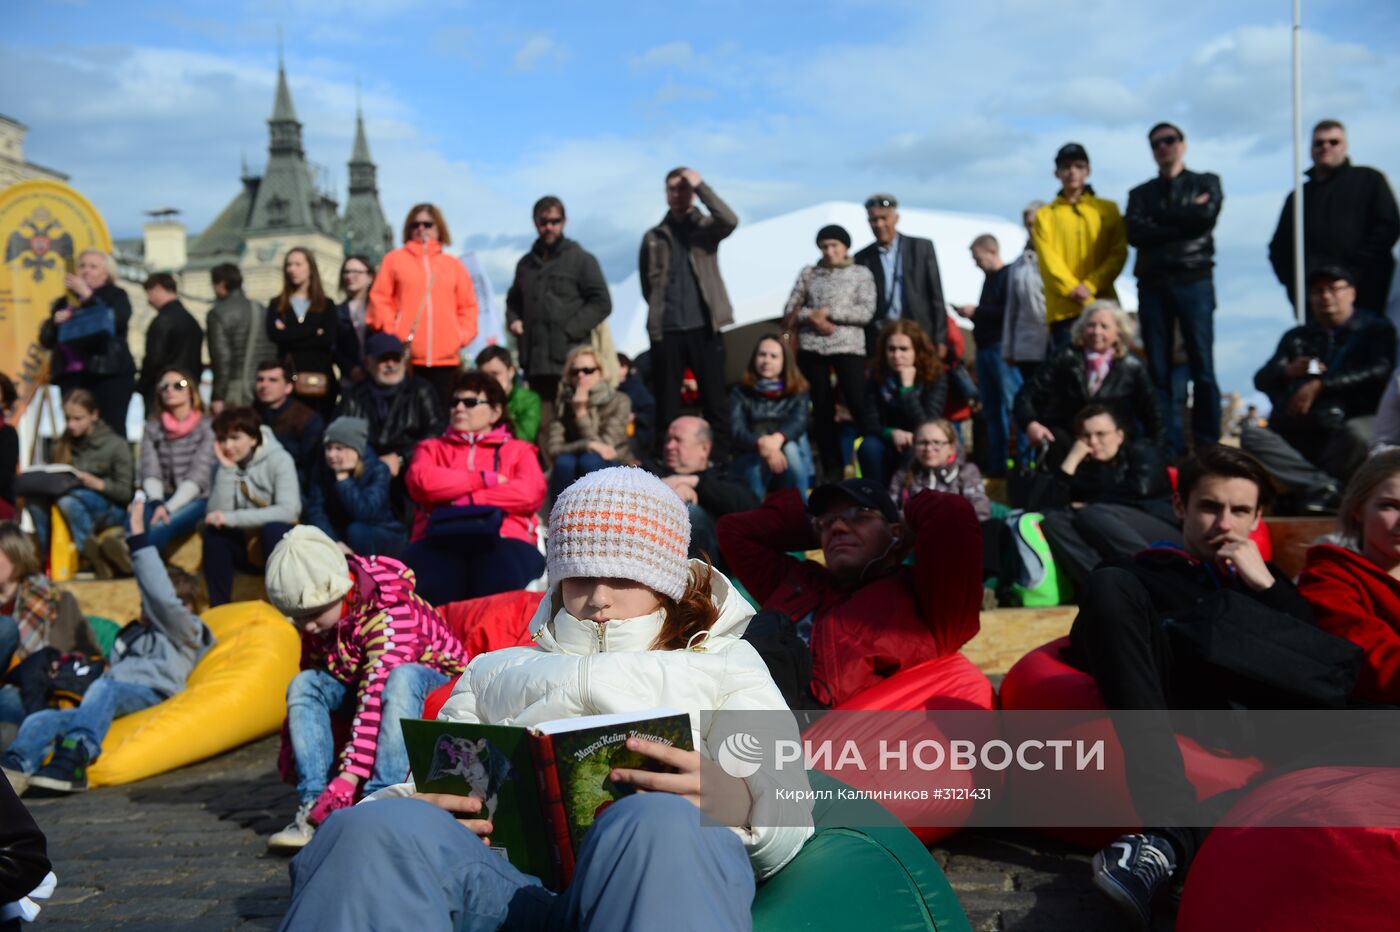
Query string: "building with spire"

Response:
xmin=341 ymin=106 xmax=394 ymax=263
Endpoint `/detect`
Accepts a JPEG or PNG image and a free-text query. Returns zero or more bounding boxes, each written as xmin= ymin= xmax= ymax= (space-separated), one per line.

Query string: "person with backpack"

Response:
xmin=0 ymin=500 xmax=213 ymax=795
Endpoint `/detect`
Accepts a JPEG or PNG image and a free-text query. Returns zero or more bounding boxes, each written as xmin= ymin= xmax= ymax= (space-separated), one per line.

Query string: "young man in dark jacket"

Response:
xmin=253 ymin=359 xmax=324 ymax=485
xmin=506 ymin=196 xmax=611 ymax=435
xmin=1070 ymin=446 xmax=1357 ymax=929
xmin=0 ymin=501 xmax=214 ymax=795
xmin=1268 ymin=119 xmax=1400 ymax=314
xmin=206 ymin=264 xmax=276 ymax=412
xmin=137 ymin=273 xmax=204 ymax=410
xmin=1125 ymin=122 xmax=1224 ymax=454
xmin=1242 ymin=265 xmax=1396 ymax=512
xmin=640 ymin=168 xmax=738 ymax=459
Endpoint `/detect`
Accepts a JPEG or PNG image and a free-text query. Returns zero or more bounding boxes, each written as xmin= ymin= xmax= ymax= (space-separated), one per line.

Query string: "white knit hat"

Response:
xmin=265 ymin=526 xmax=354 ymax=616
xmin=547 ymin=466 xmax=691 ymax=601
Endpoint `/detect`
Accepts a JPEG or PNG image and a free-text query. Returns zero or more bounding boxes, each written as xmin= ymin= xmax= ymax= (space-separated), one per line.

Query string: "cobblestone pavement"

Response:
xmin=23 ymin=736 xmax=1135 ymax=931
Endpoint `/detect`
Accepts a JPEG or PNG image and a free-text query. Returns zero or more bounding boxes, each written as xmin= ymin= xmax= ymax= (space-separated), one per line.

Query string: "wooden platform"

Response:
xmin=1266 ymin=516 xmax=1338 ymax=579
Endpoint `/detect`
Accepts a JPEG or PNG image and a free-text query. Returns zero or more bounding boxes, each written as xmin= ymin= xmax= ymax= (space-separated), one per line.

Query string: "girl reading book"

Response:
xmin=279 ymin=466 xmax=813 ymax=931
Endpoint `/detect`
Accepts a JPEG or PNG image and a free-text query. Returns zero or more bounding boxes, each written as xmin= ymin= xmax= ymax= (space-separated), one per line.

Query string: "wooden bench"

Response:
xmin=1265 ymin=516 xmax=1338 ymax=579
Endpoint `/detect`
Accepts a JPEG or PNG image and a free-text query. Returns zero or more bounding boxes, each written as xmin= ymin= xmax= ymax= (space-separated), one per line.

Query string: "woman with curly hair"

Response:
xmin=857 ymin=320 xmax=947 ymax=484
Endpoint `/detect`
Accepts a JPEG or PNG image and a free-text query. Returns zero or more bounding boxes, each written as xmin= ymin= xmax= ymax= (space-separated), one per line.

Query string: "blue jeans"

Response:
xmin=1048 ymin=319 xmax=1076 ymax=354
xmin=4 ymin=675 xmax=162 ymax=770
xmin=26 ymin=488 xmax=126 ymax=555
xmin=549 ymin=451 xmax=611 ymax=501
xmin=732 ymin=436 xmax=815 ymax=500
xmin=124 ymin=498 xmax=207 ymax=553
xmin=280 ymin=792 xmax=754 ymax=932
xmin=856 ymin=434 xmax=912 ymax=485
xmin=0 ymin=614 xmax=17 ymax=674
xmin=1137 ymin=278 xmax=1221 ymax=453
xmin=343 ymin=521 xmax=406 ymax=558
xmin=286 ymin=664 xmax=450 ymax=801
xmin=975 ymin=347 xmax=1025 ymax=476
xmin=0 ymin=684 xmax=22 ymax=726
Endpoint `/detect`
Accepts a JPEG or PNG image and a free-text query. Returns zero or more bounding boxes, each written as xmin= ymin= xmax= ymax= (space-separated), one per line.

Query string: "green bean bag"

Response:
xmin=753 ymin=771 xmax=970 ymax=932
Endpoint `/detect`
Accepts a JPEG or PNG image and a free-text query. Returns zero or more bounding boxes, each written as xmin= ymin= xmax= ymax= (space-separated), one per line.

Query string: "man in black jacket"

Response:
xmin=1125 ymin=123 xmax=1224 ymax=454
xmin=507 ymin=196 xmax=612 ymax=436
xmin=334 ymin=332 xmax=445 ymax=480
xmin=646 ymin=416 xmax=759 ymax=568
xmin=1071 ymin=446 xmax=1353 ymax=929
xmin=137 ymin=273 xmax=203 ymax=410
xmin=253 ymin=359 xmax=323 ymax=485
xmin=1268 ymin=119 xmax=1400 ymax=314
xmin=1242 ymin=265 xmax=1396 ymax=511
xmin=854 ymin=193 xmax=948 ymax=356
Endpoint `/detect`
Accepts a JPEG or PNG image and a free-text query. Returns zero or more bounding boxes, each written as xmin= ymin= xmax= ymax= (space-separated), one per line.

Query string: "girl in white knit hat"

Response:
xmin=280 ymin=466 xmax=813 ymax=931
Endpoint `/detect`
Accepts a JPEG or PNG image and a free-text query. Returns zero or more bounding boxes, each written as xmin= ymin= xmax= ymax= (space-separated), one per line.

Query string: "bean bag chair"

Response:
xmin=1177 ymin=766 xmax=1400 ymax=932
xmin=997 ymin=637 xmax=1265 ymax=848
xmin=88 ymin=600 xmax=299 ymax=787
xmin=754 ymin=770 xmax=971 ymax=931
xmin=807 ymin=652 xmax=998 ymax=846
xmin=439 ymin=590 xmax=542 ymax=657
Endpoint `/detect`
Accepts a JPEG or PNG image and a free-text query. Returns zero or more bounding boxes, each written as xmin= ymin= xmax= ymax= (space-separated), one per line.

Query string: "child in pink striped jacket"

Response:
xmin=262 ymin=526 xmax=470 ymax=852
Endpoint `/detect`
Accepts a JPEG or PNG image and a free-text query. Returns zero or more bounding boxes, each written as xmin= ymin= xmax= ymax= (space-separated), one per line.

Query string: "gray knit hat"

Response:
xmin=324 ymin=416 xmax=369 ymax=456
xmin=547 ymin=466 xmax=691 ymax=601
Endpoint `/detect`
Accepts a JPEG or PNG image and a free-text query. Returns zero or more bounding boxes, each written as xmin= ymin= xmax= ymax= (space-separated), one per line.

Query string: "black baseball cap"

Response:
xmin=807 ymin=477 xmax=900 ymax=524
xmin=1055 ymin=143 xmax=1090 ymax=167
xmin=1306 ymin=263 xmax=1355 ymax=287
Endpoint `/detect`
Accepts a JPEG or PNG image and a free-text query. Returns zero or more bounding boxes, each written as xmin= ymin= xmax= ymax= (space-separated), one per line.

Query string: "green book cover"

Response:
xmin=402 ymin=709 xmax=693 ymax=890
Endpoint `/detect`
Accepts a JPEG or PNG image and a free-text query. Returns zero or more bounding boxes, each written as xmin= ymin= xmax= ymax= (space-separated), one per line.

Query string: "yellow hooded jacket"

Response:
xmin=1031 ymin=192 xmax=1128 ymax=325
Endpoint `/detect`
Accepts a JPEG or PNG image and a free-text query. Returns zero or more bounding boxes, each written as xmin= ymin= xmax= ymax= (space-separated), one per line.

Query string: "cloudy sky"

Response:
xmin=4 ymin=0 xmax=1398 ymax=397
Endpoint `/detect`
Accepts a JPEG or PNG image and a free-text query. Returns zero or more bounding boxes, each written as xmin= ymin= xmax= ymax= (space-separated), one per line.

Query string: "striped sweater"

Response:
xmin=299 ymin=554 xmax=470 ymax=781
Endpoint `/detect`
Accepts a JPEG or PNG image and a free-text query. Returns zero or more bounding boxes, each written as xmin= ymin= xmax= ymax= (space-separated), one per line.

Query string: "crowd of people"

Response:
xmin=2 ymin=116 xmax=1400 ymax=931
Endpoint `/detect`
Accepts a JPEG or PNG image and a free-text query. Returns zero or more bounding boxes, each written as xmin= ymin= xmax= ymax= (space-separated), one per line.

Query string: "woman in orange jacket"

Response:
xmin=367 ymin=203 xmax=478 ymax=402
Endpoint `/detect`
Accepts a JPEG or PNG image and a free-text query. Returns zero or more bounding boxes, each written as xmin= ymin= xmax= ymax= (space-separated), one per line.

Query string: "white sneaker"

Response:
xmin=268 ymin=800 xmax=316 ymax=852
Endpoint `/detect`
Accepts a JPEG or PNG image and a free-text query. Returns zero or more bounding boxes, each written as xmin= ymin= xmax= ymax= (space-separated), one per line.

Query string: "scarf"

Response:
xmin=818 ymin=257 xmax=854 ymax=269
xmin=753 ymin=378 xmax=784 ymax=398
xmin=880 ymin=374 xmax=907 ymax=406
xmin=161 ymin=409 xmax=202 ymax=439
xmin=369 ymin=380 xmax=400 ymax=422
xmin=1085 ymin=351 xmax=1114 ymax=396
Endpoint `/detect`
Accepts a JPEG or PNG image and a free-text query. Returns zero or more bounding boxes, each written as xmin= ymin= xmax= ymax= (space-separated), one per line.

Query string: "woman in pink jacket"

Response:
xmin=368 ymin=203 xmax=478 ymax=402
xmin=401 ymin=370 xmax=546 ymax=605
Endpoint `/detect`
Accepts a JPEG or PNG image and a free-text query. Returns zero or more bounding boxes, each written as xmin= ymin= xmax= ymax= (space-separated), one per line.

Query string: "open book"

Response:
xmin=402 ymin=708 xmax=693 ymax=890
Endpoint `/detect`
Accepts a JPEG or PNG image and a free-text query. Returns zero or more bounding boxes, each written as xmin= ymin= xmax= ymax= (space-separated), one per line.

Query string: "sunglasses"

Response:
xmin=1150 ymin=134 xmax=1182 ymax=148
xmin=411 ymin=220 xmax=436 ymax=229
xmin=1312 ymin=138 xmax=1344 ymax=148
xmin=158 ymin=378 xmax=190 ymax=393
xmin=812 ymin=506 xmax=883 ymax=533
xmin=451 ymin=396 xmax=489 ymax=409
xmin=570 ymin=366 xmax=600 ymax=377
xmin=536 ymin=216 xmax=565 ymax=227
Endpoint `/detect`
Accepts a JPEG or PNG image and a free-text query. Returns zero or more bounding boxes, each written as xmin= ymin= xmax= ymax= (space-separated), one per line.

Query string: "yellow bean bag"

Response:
xmin=87 ymin=600 xmax=299 ymax=787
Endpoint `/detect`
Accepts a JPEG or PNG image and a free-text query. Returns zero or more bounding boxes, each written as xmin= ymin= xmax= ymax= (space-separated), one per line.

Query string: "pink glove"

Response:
xmin=309 ymin=776 xmax=357 ymax=825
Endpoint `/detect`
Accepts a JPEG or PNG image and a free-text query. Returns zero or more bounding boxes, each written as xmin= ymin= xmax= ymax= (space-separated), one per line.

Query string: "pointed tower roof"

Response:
xmin=272 ymin=61 xmax=299 ymax=125
xmin=342 ymin=100 xmax=394 ymax=262
xmin=350 ymin=107 xmax=372 ymax=165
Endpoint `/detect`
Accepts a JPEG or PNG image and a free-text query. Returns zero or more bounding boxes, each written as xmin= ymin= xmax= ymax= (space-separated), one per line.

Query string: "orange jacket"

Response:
xmin=368 ymin=240 xmax=478 ymax=368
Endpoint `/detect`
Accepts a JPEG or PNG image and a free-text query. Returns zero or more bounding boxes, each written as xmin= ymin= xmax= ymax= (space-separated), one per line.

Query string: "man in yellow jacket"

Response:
xmin=1032 ymin=143 xmax=1128 ymax=352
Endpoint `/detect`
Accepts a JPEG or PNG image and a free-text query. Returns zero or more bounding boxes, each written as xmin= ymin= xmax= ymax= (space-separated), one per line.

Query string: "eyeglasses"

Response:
xmin=343 ymin=267 xmax=370 ymax=276
xmin=914 ymin=438 xmax=952 ymax=448
xmin=1312 ymin=137 xmax=1344 ymax=148
xmin=158 ymin=379 xmax=190 ymax=393
xmin=411 ymin=220 xmax=436 ymax=229
xmin=864 ymin=196 xmax=897 ymax=209
xmin=1150 ymin=134 xmax=1182 ymax=149
xmin=813 ymin=506 xmax=883 ymax=533
xmin=451 ymin=396 xmax=488 ymax=409
xmin=1308 ymin=281 xmax=1353 ymax=297
xmin=536 ymin=216 xmax=565 ymax=227
xmin=570 ymin=366 xmax=599 ymax=377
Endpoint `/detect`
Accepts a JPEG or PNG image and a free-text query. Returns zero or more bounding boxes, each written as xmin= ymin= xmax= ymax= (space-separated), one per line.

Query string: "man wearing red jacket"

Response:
xmin=717 ymin=477 xmax=981 ymax=709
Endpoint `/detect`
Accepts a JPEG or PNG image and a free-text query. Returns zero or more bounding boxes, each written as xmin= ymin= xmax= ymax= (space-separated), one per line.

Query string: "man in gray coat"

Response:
xmin=640 ymin=167 xmax=738 ymax=458
xmin=206 ymin=264 xmax=276 ymax=413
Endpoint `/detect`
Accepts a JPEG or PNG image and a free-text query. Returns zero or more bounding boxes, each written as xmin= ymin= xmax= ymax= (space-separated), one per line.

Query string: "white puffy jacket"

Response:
xmin=374 ymin=564 xmax=813 ymax=880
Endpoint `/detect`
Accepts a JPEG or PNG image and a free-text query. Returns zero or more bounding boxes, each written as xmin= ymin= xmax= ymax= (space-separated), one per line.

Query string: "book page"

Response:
xmin=532 ymin=707 xmax=686 ymax=736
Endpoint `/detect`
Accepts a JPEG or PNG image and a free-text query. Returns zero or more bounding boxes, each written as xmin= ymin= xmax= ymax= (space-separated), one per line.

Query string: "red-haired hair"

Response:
xmin=869 ymin=320 xmax=943 ymax=383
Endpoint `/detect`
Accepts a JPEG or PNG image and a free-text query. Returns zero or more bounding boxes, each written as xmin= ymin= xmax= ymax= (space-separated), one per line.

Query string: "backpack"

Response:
xmin=1000 ymin=510 xmax=1074 ymax=607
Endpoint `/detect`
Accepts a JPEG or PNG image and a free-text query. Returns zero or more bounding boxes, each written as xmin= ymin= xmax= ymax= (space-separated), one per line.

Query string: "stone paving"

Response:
xmin=20 ymin=735 xmax=1140 ymax=931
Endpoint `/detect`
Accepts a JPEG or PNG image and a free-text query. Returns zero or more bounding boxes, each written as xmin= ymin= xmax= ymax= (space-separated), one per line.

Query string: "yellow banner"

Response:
xmin=0 ymin=179 xmax=112 ymax=416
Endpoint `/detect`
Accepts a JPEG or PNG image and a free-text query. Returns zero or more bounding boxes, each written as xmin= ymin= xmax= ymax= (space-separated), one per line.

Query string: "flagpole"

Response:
xmin=1292 ymin=0 xmax=1305 ymax=323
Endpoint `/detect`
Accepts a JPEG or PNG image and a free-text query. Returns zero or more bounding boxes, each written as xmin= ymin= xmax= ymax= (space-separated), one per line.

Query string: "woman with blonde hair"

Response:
xmin=544 ymin=344 xmax=631 ymax=501
xmin=37 ymin=248 xmax=137 ymax=431
xmin=368 ymin=203 xmax=479 ymax=402
xmin=1298 ymin=449 xmax=1400 ymax=704
xmin=129 ymin=367 xmax=216 ymax=558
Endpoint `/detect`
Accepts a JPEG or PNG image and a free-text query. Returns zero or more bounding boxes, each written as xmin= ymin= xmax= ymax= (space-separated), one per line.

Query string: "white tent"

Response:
xmin=606 ymin=200 xmax=1135 ymax=356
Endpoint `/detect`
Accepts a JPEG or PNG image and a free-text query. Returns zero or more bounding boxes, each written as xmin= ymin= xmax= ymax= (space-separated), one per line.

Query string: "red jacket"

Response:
xmin=405 ymin=425 xmax=545 ymax=546
xmin=718 ymin=488 xmax=981 ymax=707
xmin=1298 ymin=544 xmax=1400 ymax=704
xmin=368 ymin=239 xmax=478 ymax=368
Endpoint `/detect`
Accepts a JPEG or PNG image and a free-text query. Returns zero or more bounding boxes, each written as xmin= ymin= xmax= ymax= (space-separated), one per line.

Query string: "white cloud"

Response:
xmin=630 ymin=40 xmax=694 ymax=70
xmin=512 ymin=34 xmax=565 ymax=72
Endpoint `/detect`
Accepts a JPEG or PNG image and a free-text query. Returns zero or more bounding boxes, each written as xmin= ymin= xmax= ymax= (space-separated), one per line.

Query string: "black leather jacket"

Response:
xmin=1125 ymin=169 xmax=1223 ymax=284
xmin=1254 ymin=311 xmax=1396 ymax=427
xmin=1015 ymin=346 xmax=1164 ymax=445
xmin=335 ymin=375 xmax=446 ymax=462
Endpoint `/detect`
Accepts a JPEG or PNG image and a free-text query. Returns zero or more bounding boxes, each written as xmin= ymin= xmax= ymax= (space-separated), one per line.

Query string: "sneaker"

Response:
xmin=0 ymin=752 xmax=29 ymax=796
xmin=268 ymin=800 xmax=317 ymax=852
xmin=27 ymin=738 xmax=91 ymax=793
xmin=1091 ymin=833 xmax=1178 ymax=931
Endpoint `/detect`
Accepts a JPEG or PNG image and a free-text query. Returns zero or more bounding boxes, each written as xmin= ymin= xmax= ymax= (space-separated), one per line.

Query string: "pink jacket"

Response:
xmin=405 ymin=425 xmax=546 ymax=545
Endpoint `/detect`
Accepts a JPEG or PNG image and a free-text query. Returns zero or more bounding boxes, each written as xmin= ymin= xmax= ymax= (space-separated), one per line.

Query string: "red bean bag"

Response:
xmin=813 ymin=651 xmax=998 ymax=846
xmin=1178 ymin=766 xmax=1400 ymax=931
xmin=1167 ymin=467 xmax=1272 ymax=560
xmin=998 ymin=637 xmax=1265 ymax=848
xmin=419 ymin=591 xmax=545 ymax=718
